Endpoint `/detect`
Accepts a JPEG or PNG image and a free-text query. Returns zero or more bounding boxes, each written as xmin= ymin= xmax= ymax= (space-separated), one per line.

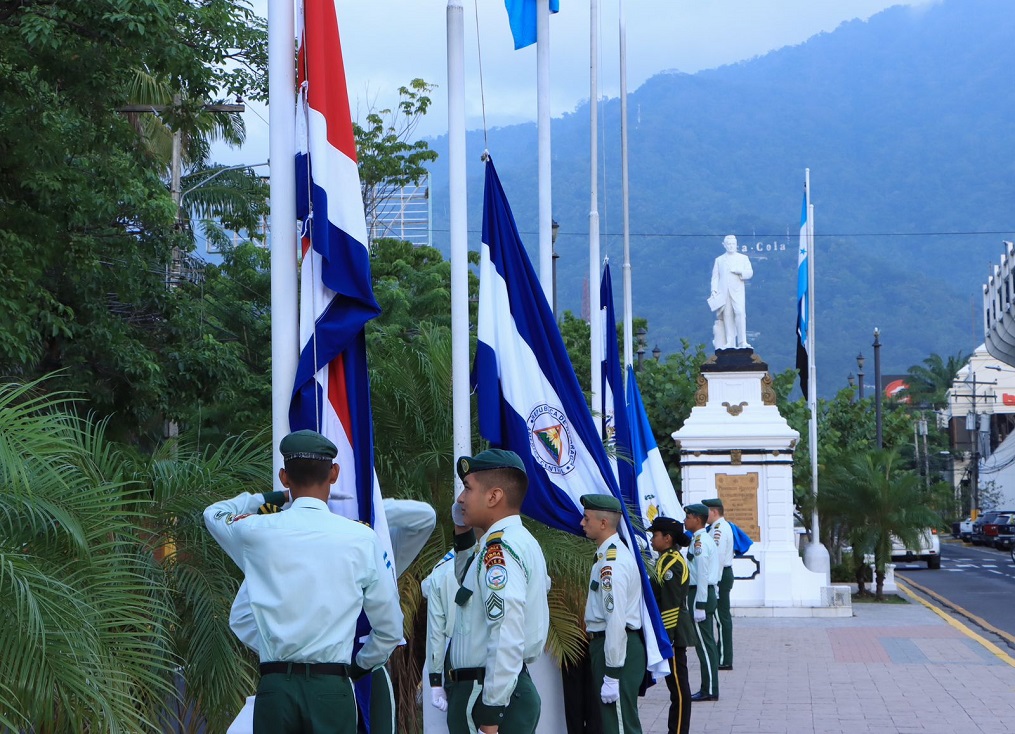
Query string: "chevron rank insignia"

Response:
xmin=486 ymin=593 xmax=504 ymax=620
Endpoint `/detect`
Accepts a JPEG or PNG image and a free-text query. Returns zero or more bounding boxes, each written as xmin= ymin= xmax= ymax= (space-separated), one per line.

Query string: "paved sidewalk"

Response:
xmin=637 ymin=602 xmax=1015 ymax=733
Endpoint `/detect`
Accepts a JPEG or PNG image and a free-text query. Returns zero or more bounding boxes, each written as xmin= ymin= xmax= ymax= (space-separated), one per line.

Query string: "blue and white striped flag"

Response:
xmin=796 ymin=187 xmax=809 ymax=396
xmin=474 ymin=158 xmax=672 ymax=674
xmin=626 ymin=364 xmax=683 ymax=526
xmin=600 ymin=263 xmax=638 ymax=514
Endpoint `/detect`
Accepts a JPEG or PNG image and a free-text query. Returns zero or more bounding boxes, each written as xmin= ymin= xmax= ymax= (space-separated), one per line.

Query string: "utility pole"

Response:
xmin=120 ymin=97 xmax=246 ymax=440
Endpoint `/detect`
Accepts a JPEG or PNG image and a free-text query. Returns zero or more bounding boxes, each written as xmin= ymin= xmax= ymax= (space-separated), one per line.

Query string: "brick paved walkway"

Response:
xmin=637 ymin=602 xmax=1015 ymax=733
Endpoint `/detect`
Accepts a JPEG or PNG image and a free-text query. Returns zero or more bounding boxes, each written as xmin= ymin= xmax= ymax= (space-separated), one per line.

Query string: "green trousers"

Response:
xmin=689 ymin=585 xmax=719 ymax=697
xmin=369 ymin=666 xmax=395 ymax=734
xmin=446 ymin=668 xmax=540 ymax=734
xmin=716 ymin=566 xmax=734 ymax=668
xmin=253 ymin=670 xmax=356 ymax=734
xmin=589 ymin=630 xmax=646 ymax=734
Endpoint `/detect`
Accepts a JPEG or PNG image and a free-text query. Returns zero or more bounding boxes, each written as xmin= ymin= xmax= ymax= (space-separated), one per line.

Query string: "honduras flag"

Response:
xmin=504 ymin=0 xmax=560 ymax=50
xmin=796 ymin=187 xmax=809 ymax=397
xmin=293 ymin=0 xmax=396 ymax=726
xmin=600 ymin=263 xmax=638 ymax=516
xmin=475 ymin=158 xmax=672 ymax=673
xmin=626 ymin=364 xmax=683 ymax=526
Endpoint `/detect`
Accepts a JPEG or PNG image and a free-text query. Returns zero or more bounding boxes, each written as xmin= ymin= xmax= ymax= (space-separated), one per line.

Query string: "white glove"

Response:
xmin=600 ymin=676 xmax=620 ymax=704
xmin=694 ymin=608 xmax=706 ymax=623
xmin=430 ymin=686 xmax=448 ymax=712
xmin=451 ymin=501 xmax=466 ymax=527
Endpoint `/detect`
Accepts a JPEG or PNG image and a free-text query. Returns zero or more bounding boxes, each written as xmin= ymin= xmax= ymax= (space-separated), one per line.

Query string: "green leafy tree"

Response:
xmin=354 ymin=79 xmax=439 ymax=246
xmin=824 ymin=449 xmax=942 ymax=599
xmin=0 ymin=0 xmax=267 ymax=440
xmin=903 ymin=352 xmax=969 ymax=409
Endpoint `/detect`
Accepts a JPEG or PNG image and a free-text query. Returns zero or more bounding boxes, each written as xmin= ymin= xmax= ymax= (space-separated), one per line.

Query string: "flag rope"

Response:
xmin=472 ymin=0 xmax=490 ymax=150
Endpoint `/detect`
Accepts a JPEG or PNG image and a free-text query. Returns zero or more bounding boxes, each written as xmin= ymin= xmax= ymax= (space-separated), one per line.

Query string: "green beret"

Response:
xmin=280 ymin=430 xmax=338 ymax=461
xmin=580 ymin=494 xmax=622 ymax=513
xmin=647 ymin=516 xmax=685 ymax=536
xmin=456 ymin=448 xmax=526 ymax=479
xmin=702 ymin=498 xmax=724 ymax=511
xmin=684 ymin=503 xmax=710 ymax=520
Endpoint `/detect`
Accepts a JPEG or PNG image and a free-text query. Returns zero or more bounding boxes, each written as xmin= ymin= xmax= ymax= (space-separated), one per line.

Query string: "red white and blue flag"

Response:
xmin=292 ymin=0 xmax=396 ymax=687
xmin=293 ymin=0 xmax=391 ymax=550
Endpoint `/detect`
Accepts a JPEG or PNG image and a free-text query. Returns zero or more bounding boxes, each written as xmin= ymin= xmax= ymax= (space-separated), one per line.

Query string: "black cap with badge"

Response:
xmin=456 ymin=448 xmax=527 ymax=479
xmin=279 ymin=430 xmax=338 ymax=462
xmin=580 ymin=494 xmax=623 ymax=513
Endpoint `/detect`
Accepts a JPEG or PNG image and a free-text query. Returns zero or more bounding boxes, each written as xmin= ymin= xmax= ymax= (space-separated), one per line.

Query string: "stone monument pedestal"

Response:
xmin=672 ymin=349 xmax=849 ymax=615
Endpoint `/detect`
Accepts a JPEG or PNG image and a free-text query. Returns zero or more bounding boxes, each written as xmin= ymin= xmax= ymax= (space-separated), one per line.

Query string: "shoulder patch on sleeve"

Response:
xmin=226 ymin=513 xmax=252 ymax=525
xmin=483 ymin=544 xmax=505 ymax=569
xmin=486 ymin=564 xmax=507 ymax=590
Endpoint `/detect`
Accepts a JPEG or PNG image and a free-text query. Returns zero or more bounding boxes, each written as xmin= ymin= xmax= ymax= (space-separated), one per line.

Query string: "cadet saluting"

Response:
xmin=204 ymin=430 xmax=402 ymax=734
xmin=703 ymin=498 xmax=735 ymax=670
xmin=684 ymin=503 xmax=720 ymax=702
xmin=446 ymin=449 xmax=550 ymax=734
xmin=581 ymin=494 xmax=646 ymax=734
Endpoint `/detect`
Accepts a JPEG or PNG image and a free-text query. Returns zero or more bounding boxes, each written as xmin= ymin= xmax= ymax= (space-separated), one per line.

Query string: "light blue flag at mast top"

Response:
xmin=473 ymin=157 xmax=672 ymax=673
xmin=504 ymin=0 xmax=560 ymax=50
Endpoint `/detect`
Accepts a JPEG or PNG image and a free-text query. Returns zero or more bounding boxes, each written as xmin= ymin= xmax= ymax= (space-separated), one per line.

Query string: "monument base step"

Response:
xmin=731 ymin=604 xmax=853 ymax=618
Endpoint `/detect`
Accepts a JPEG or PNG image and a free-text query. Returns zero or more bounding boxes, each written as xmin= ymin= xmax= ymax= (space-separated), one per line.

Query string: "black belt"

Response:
xmin=587 ymin=628 xmax=640 ymax=640
xmin=446 ymin=664 xmax=528 ymax=684
xmin=447 ymin=666 xmax=485 ymax=683
xmin=259 ymin=662 xmax=350 ymax=677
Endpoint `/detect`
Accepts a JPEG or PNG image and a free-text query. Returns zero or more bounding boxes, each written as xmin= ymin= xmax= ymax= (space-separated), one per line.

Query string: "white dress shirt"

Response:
xmin=205 ymin=492 xmax=402 ymax=669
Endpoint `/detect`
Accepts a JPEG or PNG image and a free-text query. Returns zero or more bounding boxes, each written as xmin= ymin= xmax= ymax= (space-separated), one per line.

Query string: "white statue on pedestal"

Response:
xmin=708 ymin=235 xmax=754 ymax=349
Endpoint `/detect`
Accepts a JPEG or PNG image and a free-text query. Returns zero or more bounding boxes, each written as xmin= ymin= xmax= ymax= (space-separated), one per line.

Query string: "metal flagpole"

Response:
xmin=619 ymin=0 xmax=634 ymax=371
xmin=803 ymin=168 xmax=831 ymax=581
xmin=447 ymin=0 xmax=470 ymax=496
xmin=589 ymin=0 xmax=602 ymax=434
xmin=537 ymin=0 xmax=553 ymax=305
xmin=269 ymin=0 xmax=298 ymax=490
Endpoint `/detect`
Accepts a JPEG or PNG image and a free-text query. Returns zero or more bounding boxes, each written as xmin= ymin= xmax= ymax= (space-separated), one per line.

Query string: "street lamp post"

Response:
xmin=636 ymin=327 xmax=647 ymax=369
xmin=856 ymin=352 xmax=865 ymax=401
xmin=652 ymin=344 xmax=661 ymax=362
xmin=873 ymin=329 xmax=883 ymax=449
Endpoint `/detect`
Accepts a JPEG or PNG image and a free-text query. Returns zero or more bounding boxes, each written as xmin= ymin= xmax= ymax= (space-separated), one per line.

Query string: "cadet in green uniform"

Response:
xmin=580 ymin=494 xmax=646 ymax=734
xmin=204 ymin=430 xmax=402 ymax=734
xmin=684 ymin=503 xmax=720 ymax=702
xmin=446 ymin=450 xmax=550 ymax=734
xmin=647 ymin=516 xmax=695 ymax=734
xmin=703 ymin=498 xmax=735 ymax=670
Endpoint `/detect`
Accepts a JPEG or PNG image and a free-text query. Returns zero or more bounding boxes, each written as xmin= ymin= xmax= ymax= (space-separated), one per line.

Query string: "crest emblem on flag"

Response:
xmin=527 ymin=404 xmax=576 ymax=473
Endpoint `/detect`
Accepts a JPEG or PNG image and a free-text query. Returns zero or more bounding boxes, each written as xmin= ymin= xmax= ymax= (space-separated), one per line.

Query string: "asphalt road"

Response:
xmin=894 ymin=539 xmax=1015 ymax=644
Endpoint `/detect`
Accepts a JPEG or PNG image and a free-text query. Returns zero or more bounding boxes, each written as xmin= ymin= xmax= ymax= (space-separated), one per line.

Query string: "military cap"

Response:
xmin=580 ymin=494 xmax=622 ymax=513
xmin=702 ymin=498 xmax=724 ymax=511
xmin=647 ymin=516 xmax=685 ymax=536
xmin=684 ymin=503 xmax=710 ymax=520
xmin=279 ymin=430 xmax=338 ymax=461
xmin=456 ymin=448 xmax=526 ymax=479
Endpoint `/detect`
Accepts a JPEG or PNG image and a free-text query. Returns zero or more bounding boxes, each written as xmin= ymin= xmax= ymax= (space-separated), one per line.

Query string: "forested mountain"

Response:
xmin=426 ymin=0 xmax=1015 ymax=396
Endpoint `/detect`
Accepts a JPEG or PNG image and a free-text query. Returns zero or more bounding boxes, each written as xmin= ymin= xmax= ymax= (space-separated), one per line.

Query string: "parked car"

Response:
xmin=891 ymin=528 xmax=941 ymax=569
xmin=990 ymin=514 xmax=1015 ymax=550
xmin=971 ymin=511 xmax=1004 ymax=545
xmin=959 ymin=517 xmax=974 ymax=541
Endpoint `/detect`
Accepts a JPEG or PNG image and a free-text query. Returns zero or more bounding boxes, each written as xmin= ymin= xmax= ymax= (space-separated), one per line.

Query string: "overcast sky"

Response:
xmin=218 ymin=0 xmax=937 ymax=166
